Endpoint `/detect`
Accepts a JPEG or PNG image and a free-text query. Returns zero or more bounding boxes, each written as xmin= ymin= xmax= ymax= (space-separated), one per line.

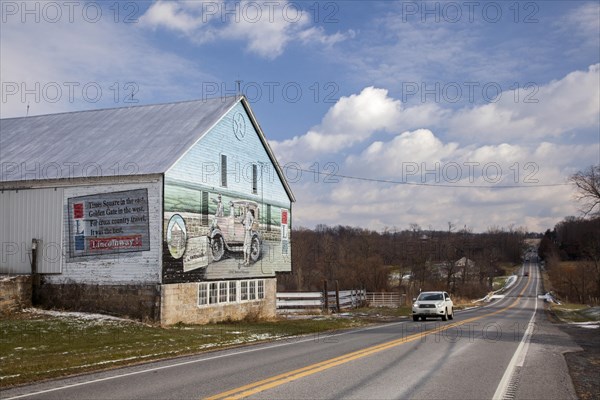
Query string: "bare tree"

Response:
xmin=570 ymin=165 xmax=600 ymax=217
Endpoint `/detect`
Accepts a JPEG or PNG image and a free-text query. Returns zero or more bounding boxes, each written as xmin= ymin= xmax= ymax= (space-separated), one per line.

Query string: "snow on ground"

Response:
xmin=580 ymin=307 xmax=600 ymax=320
xmin=22 ymin=308 xmax=134 ymax=323
xmin=568 ymin=322 xmax=600 ymax=329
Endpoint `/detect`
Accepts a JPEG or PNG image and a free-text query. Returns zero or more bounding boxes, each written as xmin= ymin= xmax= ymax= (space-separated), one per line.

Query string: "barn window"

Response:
xmin=209 ymin=282 xmax=218 ymax=304
xmin=197 ymin=279 xmax=266 ymax=307
xmin=221 ymin=154 xmax=227 ymax=187
xmin=252 ymin=164 xmax=258 ymax=194
xmin=258 ymin=280 xmax=265 ymax=299
xmin=198 ymin=284 xmax=208 ymax=305
xmin=228 ymin=281 xmax=237 ymax=302
xmin=219 ymin=282 xmax=228 ymax=303
xmin=240 ymin=281 xmax=248 ymax=301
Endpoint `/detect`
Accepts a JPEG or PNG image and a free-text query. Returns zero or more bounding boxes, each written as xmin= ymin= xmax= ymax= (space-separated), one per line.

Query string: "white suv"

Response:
xmin=412 ymin=291 xmax=454 ymax=321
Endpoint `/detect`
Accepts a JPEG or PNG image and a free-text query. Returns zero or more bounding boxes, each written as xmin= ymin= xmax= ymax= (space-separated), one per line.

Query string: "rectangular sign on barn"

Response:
xmin=67 ymin=189 xmax=150 ymax=259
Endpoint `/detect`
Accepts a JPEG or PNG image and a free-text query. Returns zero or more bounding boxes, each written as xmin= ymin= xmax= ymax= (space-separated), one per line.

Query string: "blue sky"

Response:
xmin=1 ymin=1 xmax=599 ymax=232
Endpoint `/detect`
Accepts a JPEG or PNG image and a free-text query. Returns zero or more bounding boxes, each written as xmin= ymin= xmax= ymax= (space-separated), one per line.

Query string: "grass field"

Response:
xmin=0 ymin=310 xmax=367 ymax=387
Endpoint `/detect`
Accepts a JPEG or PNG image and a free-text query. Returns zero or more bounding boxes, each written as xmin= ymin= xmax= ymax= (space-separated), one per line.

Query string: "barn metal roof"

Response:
xmin=1 ymin=97 xmax=238 ymax=182
xmin=0 ymin=96 xmax=295 ymax=202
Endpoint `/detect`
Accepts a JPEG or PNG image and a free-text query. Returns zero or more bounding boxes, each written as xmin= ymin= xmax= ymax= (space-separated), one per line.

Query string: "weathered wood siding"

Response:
xmin=164 ymin=102 xmax=292 ymax=281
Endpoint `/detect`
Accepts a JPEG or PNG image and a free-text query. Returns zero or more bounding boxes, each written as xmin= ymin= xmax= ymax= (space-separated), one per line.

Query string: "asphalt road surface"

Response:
xmin=3 ymin=259 xmax=581 ymax=400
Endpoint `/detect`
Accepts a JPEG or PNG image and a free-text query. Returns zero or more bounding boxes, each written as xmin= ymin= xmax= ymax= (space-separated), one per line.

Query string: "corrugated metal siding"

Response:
xmin=0 ymin=188 xmax=64 ymax=274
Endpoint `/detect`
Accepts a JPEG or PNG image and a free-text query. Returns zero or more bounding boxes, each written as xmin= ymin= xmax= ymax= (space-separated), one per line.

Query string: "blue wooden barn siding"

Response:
xmin=166 ymin=102 xmax=290 ymax=208
xmin=163 ymin=102 xmax=292 ymax=280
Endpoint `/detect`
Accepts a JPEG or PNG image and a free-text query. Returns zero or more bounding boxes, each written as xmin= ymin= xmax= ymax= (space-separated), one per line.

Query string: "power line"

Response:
xmin=290 ymin=167 xmax=570 ymax=189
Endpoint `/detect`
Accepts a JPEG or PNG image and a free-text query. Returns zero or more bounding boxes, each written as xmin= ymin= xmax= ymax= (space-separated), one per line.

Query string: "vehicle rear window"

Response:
xmin=418 ymin=293 xmax=443 ymax=301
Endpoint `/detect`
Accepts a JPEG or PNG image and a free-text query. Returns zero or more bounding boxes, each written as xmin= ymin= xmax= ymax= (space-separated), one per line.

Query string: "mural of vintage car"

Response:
xmin=208 ymin=200 xmax=262 ymax=263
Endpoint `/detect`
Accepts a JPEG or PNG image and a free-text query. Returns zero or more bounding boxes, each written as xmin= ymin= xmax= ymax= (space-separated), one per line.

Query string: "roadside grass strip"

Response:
xmin=0 ymin=315 xmax=364 ymax=387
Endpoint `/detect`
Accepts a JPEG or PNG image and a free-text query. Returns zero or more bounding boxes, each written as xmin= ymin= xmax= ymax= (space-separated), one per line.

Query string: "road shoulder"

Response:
xmin=513 ymin=307 xmax=582 ymax=400
xmin=549 ymin=308 xmax=600 ymax=400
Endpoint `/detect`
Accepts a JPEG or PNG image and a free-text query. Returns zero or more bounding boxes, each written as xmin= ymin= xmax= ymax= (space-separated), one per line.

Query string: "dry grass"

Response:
xmin=0 ymin=311 xmax=366 ymax=387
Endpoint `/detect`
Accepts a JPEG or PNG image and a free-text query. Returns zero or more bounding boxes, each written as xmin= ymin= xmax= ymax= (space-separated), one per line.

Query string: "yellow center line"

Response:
xmin=205 ymin=278 xmax=532 ymax=400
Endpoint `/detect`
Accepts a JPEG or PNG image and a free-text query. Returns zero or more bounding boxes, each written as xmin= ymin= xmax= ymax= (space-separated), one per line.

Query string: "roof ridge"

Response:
xmin=0 ymin=95 xmax=241 ymax=121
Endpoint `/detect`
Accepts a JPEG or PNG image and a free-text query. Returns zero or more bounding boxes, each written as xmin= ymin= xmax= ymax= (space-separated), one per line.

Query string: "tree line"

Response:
xmin=526 ymin=165 xmax=600 ymax=304
xmin=278 ymin=223 xmax=529 ymax=299
xmin=538 ymin=216 xmax=600 ymax=304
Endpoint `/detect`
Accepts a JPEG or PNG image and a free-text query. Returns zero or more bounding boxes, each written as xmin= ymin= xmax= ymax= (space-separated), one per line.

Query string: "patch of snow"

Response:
xmin=539 ymin=293 xmax=561 ymax=304
xmin=569 ymin=321 xmax=599 ymax=329
xmin=23 ymin=308 xmax=134 ymax=323
xmin=580 ymin=306 xmax=600 ymax=320
xmin=503 ymin=275 xmax=517 ymax=290
xmin=0 ymin=374 xmax=21 ymax=380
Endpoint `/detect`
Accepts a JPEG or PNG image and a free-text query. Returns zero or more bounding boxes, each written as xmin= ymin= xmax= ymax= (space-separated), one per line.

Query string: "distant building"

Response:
xmin=0 ymin=96 xmax=295 ymax=325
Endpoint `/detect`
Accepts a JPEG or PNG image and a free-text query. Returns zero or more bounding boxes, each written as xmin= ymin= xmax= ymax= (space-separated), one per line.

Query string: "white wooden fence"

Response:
xmin=365 ymin=292 xmax=406 ymax=308
xmin=276 ymin=290 xmax=407 ymax=312
xmin=276 ymin=290 xmax=366 ymax=313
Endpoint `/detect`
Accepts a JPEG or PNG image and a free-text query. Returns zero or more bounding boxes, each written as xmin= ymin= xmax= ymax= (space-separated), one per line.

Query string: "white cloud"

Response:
xmin=272 ymin=87 xmax=403 ymax=161
xmin=273 ymin=65 xmax=599 ymax=167
xmin=271 ymin=87 xmax=449 ymax=163
xmin=0 ymin=15 xmax=213 ymax=118
xmin=141 ymin=1 xmax=203 ymax=33
xmin=139 ymin=0 xmax=354 ymax=59
xmin=560 ymin=2 xmax=600 ymax=49
xmin=275 ymin=64 xmax=599 ymax=232
xmin=447 ymin=64 xmax=600 ymax=143
xmin=297 ymin=27 xmax=356 ymax=47
xmin=347 ymin=129 xmax=459 ymax=174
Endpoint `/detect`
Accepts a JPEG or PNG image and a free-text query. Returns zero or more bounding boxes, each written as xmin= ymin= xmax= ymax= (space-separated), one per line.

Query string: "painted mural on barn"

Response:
xmin=163 ymin=102 xmax=292 ymax=282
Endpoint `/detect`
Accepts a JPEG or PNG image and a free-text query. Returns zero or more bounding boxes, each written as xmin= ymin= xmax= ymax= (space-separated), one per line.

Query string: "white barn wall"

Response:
xmin=0 ymin=175 xmax=163 ymax=284
xmin=0 ymin=188 xmax=64 ymax=275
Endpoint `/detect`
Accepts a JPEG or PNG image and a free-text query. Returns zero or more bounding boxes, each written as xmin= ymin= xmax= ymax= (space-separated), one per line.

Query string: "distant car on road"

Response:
xmin=412 ymin=291 xmax=454 ymax=321
xmin=524 ymin=271 xmax=529 ymax=277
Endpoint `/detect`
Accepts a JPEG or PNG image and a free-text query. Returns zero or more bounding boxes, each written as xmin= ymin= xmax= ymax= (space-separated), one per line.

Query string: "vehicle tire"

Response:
xmin=250 ymin=235 xmax=261 ymax=262
xmin=448 ymin=309 xmax=454 ymax=320
xmin=413 ymin=316 xmax=418 ymax=322
xmin=211 ymin=235 xmax=225 ymax=262
xmin=420 ymin=316 xmax=426 ymax=321
xmin=441 ymin=309 xmax=448 ymax=321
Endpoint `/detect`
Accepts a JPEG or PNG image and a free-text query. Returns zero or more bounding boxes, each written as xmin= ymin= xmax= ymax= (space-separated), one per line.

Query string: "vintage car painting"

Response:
xmin=208 ymin=199 xmax=262 ymax=264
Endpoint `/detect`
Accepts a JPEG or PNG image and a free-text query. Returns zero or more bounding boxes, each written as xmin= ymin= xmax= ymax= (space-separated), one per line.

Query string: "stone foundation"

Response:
xmin=160 ymin=278 xmax=277 ymax=325
xmin=0 ymin=275 xmax=32 ymax=315
xmin=36 ymin=280 xmax=161 ymax=322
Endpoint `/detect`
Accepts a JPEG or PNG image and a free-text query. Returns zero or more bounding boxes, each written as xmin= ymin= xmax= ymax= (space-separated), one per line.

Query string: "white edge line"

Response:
xmin=2 ymin=321 xmax=403 ymax=400
xmin=6 ymin=268 xmax=533 ymax=400
xmin=492 ymin=268 xmax=538 ymax=400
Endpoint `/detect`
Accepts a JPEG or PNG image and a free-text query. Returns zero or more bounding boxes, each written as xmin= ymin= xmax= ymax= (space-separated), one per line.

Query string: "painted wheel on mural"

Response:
xmin=250 ymin=235 xmax=261 ymax=262
xmin=211 ymin=235 xmax=225 ymax=262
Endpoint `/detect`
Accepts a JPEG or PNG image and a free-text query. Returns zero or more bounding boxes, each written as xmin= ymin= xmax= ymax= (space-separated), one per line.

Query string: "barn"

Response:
xmin=0 ymin=96 xmax=295 ymax=324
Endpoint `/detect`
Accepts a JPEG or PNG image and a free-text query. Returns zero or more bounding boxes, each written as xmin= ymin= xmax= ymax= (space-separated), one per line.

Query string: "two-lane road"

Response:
xmin=3 ymin=260 xmax=580 ymax=400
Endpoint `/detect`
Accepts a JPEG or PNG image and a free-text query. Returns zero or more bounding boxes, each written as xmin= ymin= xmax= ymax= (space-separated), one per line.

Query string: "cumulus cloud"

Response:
xmin=141 ymin=1 xmax=203 ymax=33
xmin=274 ymin=65 xmax=599 ymax=232
xmin=447 ymin=64 xmax=600 ymax=143
xmin=271 ymin=87 xmax=449 ymax=162
xmin=272 ymin=65 xmax=599 ymax=167
xmin=140 ymin=0 xmax=354 ymax=59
